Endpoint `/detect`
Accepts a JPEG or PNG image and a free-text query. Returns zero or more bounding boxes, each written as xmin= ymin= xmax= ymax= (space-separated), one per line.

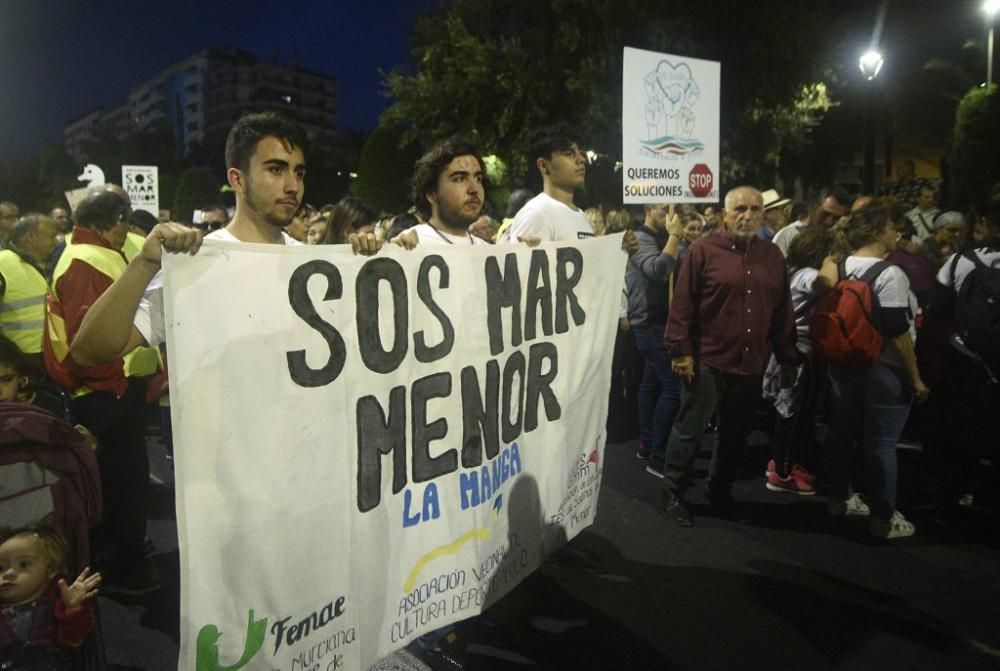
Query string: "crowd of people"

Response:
xmin=1 ymin=109 xmax=999 ymax=666
xmin=612 ymin=171 xmax=1000 ymax=541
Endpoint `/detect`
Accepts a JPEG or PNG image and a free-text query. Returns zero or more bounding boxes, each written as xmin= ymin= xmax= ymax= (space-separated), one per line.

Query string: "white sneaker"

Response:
xmin=827 ymin=493 xmax=870 ymax=517
xmin=869 ymin=510 xmax=916 ymax=539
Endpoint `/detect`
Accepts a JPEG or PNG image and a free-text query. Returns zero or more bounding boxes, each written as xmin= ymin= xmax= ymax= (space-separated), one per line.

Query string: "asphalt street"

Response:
xmin=98 ymin=426 xmax=1000 ymax=671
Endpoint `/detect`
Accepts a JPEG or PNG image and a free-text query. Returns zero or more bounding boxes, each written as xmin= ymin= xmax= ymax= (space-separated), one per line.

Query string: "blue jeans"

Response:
xmin=633 ymin=325 xmax=681 ymax=458
xmin=825 ymin=362 xmax=913 ymax=520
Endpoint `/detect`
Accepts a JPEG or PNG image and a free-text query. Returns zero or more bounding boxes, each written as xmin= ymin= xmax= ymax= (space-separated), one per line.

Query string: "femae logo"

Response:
xmin=640 ymin=59 xmax=705 ymax=159
xmin=195 ymin=610 xmax=268 ymax=671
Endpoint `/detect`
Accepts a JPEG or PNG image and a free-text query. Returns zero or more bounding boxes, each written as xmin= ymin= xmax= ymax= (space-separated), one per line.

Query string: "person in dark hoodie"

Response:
xmin=625 ymin=204 xmax=683 ymax=476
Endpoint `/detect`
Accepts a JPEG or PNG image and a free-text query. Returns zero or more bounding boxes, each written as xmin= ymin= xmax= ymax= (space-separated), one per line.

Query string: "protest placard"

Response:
xmin=163 ymin=236 xmax=625 ymax=670
xmin=622 ymin=47 xmax=721 ymax=204
xmin=122 ymin=165 xmax=159 ymax=216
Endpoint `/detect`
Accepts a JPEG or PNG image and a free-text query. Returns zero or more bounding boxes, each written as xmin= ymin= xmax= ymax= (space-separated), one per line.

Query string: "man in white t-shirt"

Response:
xmin=405 ymin=138 xmax=491 ymax=248
xmin=70 ymin=112 xmax=315 ymax=365
xmin=505 ymin=122 xmax=594 ymax=242
xmin=772 ymin=187 xmax=851 ymax=257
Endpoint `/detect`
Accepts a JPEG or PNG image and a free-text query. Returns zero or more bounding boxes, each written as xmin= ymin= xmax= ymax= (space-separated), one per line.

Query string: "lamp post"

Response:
xmin=859 ymin=50 xmax=884 ymax=193
xmin=985 ymin=0 xmax=1000 ymax=84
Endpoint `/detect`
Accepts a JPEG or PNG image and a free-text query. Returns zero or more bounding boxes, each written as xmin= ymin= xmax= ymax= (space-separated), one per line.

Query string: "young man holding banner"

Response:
xmin=505 ymin=122 xmax=595 ymax=243
xmin=407 ymin=138 xmax=491 ymax=248
xmin=402 ymin=136 xmax=491 ymax=671
xmin=70 ymin=112 xmax=310 ymax=365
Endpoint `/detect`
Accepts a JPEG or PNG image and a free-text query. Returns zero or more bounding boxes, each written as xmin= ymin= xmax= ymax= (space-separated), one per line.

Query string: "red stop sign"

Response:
xmin=689 ymin=164 xmax=714 ymax=198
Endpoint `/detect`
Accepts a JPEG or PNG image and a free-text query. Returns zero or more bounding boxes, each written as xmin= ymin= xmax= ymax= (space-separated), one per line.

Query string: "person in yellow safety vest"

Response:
xmin=0 ymin=214 xmax=59 ymax=370
xmin=43 ymin=189 xmax=161 ymax=595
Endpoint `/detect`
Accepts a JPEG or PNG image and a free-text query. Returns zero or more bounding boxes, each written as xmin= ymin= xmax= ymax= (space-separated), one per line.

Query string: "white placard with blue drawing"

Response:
xmin=622 ymin=47 xmax=720 ymax=204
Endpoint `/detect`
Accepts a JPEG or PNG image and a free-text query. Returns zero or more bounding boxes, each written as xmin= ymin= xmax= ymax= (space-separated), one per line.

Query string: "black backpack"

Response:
xmin=950 ymin=249 xmax=1000 ymax=375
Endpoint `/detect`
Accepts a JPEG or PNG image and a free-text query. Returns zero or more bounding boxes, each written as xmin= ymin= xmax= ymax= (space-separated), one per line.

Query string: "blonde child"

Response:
xmin=0 ymin=527 xmax=102 ymax=669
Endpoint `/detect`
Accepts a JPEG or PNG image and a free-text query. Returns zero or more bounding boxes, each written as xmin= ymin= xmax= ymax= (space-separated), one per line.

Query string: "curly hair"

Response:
xmin=410 ymin=138 xmax=485 ymax=218
xmin=787 ymin=224 xmax=835 ymax=271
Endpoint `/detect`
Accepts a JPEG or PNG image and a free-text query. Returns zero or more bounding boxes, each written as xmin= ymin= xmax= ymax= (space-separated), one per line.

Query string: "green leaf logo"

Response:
xmin=196 ymin=609 xmax=268 ymax=671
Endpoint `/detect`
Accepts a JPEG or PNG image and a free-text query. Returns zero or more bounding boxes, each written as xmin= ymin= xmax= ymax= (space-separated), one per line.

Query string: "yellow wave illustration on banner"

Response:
xmin=403 ymin=527 xmax=492 ymax=593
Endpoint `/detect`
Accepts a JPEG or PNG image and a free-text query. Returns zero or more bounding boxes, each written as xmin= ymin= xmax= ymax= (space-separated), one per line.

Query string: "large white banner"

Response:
xmin=163 ymin=236 xmax=626 ymax=670
xmin=622 ymin=47 xmax=721 ymax=204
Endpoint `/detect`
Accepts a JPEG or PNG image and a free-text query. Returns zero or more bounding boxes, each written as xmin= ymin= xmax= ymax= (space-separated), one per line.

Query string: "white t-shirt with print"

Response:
xmin=935 ymin=247 xmax=1000 ymax=294
xmin=771 ymin=221 xmax=805 ymax=257
xmin=505 ymin=192 xmax=594 ymax=242
xmin=134 ymin=228 xmax=300 ymax=347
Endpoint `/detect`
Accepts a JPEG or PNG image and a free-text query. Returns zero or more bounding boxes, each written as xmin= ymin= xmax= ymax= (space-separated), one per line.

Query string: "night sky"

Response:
xmin=0 ymin=1 xmax=993 ymax=161
xmin=0 ymin=0 xmax=431 ymax=158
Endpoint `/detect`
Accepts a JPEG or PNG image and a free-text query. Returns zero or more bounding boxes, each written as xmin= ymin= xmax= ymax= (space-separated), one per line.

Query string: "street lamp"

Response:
xmin=859 ymin=50 xmax=884 ymax=193
xmin=985 ymin=0 xmax=1000 ymax=84
xmin=859 ymin=50 xmax=884 ymax=81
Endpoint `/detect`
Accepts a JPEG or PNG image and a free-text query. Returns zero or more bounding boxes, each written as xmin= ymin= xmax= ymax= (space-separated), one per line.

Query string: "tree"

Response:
xmin=382 ymin=0 xmax=850 ymax=201
xmin=172 ymin=167 xmax=222 ymax=224
xmin=950 ymin=84 xmax=1000 ymax=209
xmin=354 ymin=125 xmax=422 ymax=214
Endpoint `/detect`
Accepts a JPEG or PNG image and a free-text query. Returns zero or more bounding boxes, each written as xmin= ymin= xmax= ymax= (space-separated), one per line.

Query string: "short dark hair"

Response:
xmin=525 ymin=122 xmax=581 ymax=188
xmin=826 ymin=186 xmax=853 ymax=210
xmin=411 ymin=138 xmax=485 ymax=218
xmin=10 ymin=213 xmax=45 ymax=244
xmin=129 ymin=209 xmax=158 ymax=235
xmin=224 ymin=111 xmax=309 ymax=173
xmin=505 ymin=188 xmax=534 ymax=219
xmin=385 ymin=211 xmax=420 ymax=242
xmin=526 ymin=122 xmax=581 ymax=165
xmin=325 ymin=197 xmax=376 ymax=243
xmin=74 ymin=191 xmax=129 ymax=232
xmin=789 ymin=202 xmax=808 ymax=222
xmin=0 ymin=333 xmax=28 ymax=372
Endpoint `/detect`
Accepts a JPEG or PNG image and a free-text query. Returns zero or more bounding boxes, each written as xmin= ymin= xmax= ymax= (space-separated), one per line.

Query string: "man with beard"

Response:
xmin=407 ymin=138 xmax=491 ymax=247
xmin=393 ymin=138 xmax=489 ymax=671
xmin=70 ymin=111 xmax=308 ymax=366
xmin=658 ymin=186 xmax=797 ymax=527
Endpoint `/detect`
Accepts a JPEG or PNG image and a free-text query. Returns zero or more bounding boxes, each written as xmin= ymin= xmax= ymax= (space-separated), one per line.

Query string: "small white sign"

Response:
xmin=122 ymin=165 xmax=159 ymax=216
xmin=622 ymin=47 xmax=720 ymax=204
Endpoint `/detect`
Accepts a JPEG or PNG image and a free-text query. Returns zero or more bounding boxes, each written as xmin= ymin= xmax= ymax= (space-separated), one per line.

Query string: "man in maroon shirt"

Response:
xmin=659 ymin=186 xmax=797 ymax=526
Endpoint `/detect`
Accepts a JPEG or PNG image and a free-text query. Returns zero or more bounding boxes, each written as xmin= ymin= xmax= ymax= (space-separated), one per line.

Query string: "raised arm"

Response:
xmin=71 ymin=223 xmax=201 ymax=366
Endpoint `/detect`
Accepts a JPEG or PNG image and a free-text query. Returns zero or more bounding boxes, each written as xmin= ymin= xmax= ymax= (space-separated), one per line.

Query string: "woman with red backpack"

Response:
xmin=820 ymin=205 xmax=928 ymax=539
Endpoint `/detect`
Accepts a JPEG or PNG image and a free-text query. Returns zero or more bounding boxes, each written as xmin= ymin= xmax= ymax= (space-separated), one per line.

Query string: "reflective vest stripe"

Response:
xmin=1 ymin=320 xmax=44 ymax=330
xmin=0 ymin=295 xmax=45 ymax=312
